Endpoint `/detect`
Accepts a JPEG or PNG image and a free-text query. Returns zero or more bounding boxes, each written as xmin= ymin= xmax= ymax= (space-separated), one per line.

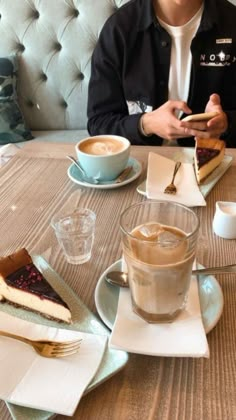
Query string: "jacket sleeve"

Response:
xmin=87 ymin=20 xmax=154 ymax=145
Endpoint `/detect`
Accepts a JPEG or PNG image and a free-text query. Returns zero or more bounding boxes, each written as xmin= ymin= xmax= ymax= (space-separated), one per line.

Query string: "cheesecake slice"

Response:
xmin=0 ymin=249 xmax=72 ymax=323
xmin=194 ymin=138 xmax=225 ymax=184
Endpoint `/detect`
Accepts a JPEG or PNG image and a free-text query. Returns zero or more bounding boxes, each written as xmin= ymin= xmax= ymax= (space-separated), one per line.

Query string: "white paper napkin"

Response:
xmin=0 ymin=143 xmax=20 ymax=167
xmin=109 ymin=270 xmax=209 ymax=358
xmin=146 ymin=152 xmax=206 ymax=207
xmin=0 ymin=312 xmax=107 ymax=416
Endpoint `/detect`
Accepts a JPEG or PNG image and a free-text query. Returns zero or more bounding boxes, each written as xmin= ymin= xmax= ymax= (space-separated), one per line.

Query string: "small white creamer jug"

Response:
xmin=213 ymin=201 xmax=236 ymax=239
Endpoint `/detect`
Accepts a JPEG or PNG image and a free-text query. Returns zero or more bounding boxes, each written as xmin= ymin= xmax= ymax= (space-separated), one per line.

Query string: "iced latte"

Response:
xmin=120 ymin=201 xmax=199 ymax=323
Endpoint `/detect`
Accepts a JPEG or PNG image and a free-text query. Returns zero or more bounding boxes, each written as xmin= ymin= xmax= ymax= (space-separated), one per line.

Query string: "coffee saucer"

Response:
xmin=67 ymin=157 xmax=142 ymax=189
xmin=95 ymin=259 xmax=224 ymax=334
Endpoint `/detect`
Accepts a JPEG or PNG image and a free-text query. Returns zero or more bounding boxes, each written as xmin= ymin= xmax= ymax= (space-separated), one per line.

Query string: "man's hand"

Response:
xmin=179 ymin=93 xmax=228 ymax=139
xmin=205 ymin=93 xmax=228 ymax=136
xmin=141 ymin=100 xmax=193 ymax=142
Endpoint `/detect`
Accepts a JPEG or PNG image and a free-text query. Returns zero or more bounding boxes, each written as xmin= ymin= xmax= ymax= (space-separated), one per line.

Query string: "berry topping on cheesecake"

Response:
xmin=194 ymin=138 xmax=225 ymax=184
xmin=0 ymin=249 xmax=71 ymax=323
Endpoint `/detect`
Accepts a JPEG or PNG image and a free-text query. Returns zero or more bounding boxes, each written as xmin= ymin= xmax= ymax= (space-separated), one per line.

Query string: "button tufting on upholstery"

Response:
xmin=61 ymin=100 xmax=68 ymax=108
xmin=55 ymin=42 xmax=62 ymax=51
xmin=41 ymin=73 xmax=47 ymax=81
xmin=18 ymin=44 xmax=25 ymax=52
xmin=34 ymin=10 xmax=40 ymax=19
xmin=73 ymin=9 xmax=79 ymax=17
xmin=0 ymin=0 xmax=126 ymax=131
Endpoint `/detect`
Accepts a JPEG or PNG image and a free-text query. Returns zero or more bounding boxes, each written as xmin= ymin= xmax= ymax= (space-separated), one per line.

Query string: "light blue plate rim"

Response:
xmin=137 ymin=154 xmax=232 ymax=199
xmin=95 ymin=259 xmax=224 ymax=335
xmin=5 ymin=256 xmax=129 ymax=420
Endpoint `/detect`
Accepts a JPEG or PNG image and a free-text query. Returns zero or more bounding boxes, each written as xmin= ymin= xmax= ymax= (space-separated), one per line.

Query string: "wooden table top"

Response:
xmin=0 ymin=142 xmax=236 ymax=420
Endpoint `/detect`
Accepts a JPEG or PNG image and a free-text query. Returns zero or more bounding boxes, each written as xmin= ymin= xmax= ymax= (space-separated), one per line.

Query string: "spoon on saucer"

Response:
xmin=105 ymin=263 xmax=236 ymax=288
xmin=66 ymin=155 xmax=99 ymax=184
xmin=114 ymin=166 xmax=133 ymax=183
xmin=67 ymin=155 xmax=133 ymax=184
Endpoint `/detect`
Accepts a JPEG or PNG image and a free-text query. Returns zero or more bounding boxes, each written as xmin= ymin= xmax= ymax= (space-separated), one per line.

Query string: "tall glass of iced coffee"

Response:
xmin=120 ymin=201 xmax=199 ymax=323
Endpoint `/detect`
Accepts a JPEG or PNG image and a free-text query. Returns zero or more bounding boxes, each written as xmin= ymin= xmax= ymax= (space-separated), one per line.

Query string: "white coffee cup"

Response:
xmin=76 ymin=135 xmax=130 ymax=182
xmin=213 ymin=201 xmax=236 ymax=239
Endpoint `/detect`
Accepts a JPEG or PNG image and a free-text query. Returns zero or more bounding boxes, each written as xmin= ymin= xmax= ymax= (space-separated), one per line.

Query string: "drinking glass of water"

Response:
xmin=51 ymin=208 xmax=96 ymax=264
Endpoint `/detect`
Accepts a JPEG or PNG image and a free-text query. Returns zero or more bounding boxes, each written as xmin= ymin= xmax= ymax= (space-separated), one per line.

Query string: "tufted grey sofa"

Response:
xmin=0 ymin=0 xmax=129 ymax=144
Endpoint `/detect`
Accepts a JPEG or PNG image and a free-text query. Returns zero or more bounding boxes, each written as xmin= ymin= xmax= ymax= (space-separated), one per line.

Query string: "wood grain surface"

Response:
xmin=0 ymin=142 xmax=236 ymax=420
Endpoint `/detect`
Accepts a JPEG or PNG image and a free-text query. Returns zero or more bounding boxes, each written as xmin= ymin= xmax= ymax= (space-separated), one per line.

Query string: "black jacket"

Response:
xmin=87 ymin=0 xmax=236 ymax=147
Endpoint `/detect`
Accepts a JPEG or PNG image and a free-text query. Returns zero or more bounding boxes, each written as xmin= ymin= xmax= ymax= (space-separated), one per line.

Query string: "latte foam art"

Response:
xmin=79 ymin=138 xmax=125 ymax=155
xmin=90 ymin=142 xmax=117 ymax=155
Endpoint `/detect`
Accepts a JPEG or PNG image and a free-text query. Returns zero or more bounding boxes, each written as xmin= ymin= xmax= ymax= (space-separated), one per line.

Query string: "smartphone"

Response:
xmin=182 ymin=112 xmax=219 ymax=122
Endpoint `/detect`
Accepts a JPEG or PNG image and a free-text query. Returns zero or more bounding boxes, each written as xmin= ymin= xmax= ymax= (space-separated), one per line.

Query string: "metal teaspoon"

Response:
xmin=66 ymin=155 xmax=99 ymax=184
xmin=67 ymin=155 xmax=133 ymax=184
xmin=105 ymin=264 xmax=236 ymax=288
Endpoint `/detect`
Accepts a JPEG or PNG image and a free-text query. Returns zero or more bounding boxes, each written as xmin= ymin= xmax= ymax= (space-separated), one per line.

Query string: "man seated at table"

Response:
xmin=87 ymin=0 xmax=236 ymax=147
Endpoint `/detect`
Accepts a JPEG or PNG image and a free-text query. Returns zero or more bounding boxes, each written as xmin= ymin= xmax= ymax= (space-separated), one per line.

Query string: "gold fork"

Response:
xmin=0 ymin=330 xmax=82 ymax=358
xmin=164 ymin=161 xmax=182 ymax=194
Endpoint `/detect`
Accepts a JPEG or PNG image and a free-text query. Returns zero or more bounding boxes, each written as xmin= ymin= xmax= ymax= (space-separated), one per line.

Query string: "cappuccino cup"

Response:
xmin=76 ymin=135 xmax=130 ymax=181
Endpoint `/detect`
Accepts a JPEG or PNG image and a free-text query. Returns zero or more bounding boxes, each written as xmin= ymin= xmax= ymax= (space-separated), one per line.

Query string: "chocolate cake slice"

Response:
xmin=0 ymin=249 xmax=71 ymax=323
xmin=194 ymin=138 xmax=225 ymax=183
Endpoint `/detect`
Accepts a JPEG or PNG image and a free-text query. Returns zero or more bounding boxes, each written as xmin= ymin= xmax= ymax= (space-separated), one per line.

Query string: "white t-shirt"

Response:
xmin=158 ymin=5 xmax=203 ymax=144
